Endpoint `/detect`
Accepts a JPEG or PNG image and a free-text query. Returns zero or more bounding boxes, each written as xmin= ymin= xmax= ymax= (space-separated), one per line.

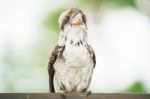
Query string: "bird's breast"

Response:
xmin=63 ymin=41 xmax=91 ymax=68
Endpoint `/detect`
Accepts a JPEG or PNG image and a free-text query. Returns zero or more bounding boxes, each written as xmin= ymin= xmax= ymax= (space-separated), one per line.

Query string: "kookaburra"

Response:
xmin=48 ymin=8 xmax=96 ymax=94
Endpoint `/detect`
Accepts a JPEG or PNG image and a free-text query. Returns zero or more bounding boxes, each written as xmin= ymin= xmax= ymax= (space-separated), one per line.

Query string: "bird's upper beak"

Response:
xmin=70 ymin=13 xmax=83 ymax=25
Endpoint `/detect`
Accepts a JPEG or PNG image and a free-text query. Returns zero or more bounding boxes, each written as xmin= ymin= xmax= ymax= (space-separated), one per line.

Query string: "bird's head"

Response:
xmin=58 ymin=8 xmax=87 ymax=31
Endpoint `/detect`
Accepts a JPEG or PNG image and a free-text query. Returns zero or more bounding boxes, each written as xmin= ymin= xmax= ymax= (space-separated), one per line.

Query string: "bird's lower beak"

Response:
xmin=70 ymin=13 xmax=83 ymax=25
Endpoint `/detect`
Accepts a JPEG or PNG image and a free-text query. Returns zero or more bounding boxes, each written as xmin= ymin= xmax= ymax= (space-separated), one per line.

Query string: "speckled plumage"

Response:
xmin=48 ymin=8 xmax=96 ymax=93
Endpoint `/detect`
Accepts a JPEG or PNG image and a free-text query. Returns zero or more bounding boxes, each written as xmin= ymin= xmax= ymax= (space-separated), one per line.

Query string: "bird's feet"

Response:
xmin=58 ymin=92 xmax=66 ymax=99
xmin=86 ymin=90 xmax=91 ymax=97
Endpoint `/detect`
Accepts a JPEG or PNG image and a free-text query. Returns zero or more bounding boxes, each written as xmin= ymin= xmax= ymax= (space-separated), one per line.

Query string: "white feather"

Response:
xmin=54 ymin=26 xmax=94 ymax=92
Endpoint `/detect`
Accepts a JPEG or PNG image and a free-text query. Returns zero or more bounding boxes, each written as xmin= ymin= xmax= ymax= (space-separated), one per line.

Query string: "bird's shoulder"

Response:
xmin=48 ymin=44 xmax=65 ymax=69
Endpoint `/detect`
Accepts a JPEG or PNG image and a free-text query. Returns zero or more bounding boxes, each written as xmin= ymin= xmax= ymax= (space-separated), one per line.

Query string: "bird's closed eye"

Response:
xmin=60 ymin=16 xmax=70 ymax=30
xmin=66 ymin=16 xmax=70 ymax=22
xmin=63 ymin=16 xmax=70 ymax=25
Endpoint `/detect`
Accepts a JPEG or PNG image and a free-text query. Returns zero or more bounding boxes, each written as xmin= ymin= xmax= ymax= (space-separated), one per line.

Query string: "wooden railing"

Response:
xmin=0 ymin=93 xmax=150 ymax=99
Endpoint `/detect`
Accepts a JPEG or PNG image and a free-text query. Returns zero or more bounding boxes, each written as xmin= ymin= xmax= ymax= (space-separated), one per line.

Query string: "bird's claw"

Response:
xmin=86 ymin=90 xmax=91 ymax=97
xmin=59 ymin=92 xmax=66 ymax=99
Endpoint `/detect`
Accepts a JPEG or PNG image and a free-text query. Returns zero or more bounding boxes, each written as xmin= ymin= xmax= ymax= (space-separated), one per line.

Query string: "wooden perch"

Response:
xmin=0 ymin=93 xmax=150 ymax=99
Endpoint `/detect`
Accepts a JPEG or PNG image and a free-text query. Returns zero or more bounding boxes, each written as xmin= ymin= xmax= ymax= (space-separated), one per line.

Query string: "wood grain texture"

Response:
xmin=0 ymin=93 xmax=150 ymax=99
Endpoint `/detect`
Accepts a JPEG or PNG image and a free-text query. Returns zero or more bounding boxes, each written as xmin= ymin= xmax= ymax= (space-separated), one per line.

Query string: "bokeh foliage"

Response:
xmin=43 ymin=8 xmax=66 ymax=32
xmin=124 ymin=81 xmax=147 ymax=92
xmin=79 ymin=0 xmax=136 ymax=7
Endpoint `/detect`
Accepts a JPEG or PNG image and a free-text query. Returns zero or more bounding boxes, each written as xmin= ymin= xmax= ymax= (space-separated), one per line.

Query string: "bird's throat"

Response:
xmin=58 ymin=26 xmax=87 ymax=46
xmin=65 ymin=26 xmax=87 ymax=45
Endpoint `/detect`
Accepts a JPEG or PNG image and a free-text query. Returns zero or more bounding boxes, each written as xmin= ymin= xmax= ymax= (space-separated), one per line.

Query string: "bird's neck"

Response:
xmin=58 ymin=26 xmax=88 ymax=46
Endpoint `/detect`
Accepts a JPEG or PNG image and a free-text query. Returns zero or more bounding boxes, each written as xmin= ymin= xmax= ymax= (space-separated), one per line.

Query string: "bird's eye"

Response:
xmin=66 ymin=16 xmax=70 ymax=21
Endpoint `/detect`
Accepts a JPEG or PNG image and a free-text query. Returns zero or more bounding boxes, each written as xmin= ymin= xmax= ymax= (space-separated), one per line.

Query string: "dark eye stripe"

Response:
xmin=66 ymin=16 xmax=70 ymax=20
xmin=60 ymin=16 xmax=70 ymax=31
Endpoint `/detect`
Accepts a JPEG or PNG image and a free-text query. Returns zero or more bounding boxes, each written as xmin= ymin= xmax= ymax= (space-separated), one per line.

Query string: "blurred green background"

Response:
xmin=0 ymin=0 xmax=150 ymax=93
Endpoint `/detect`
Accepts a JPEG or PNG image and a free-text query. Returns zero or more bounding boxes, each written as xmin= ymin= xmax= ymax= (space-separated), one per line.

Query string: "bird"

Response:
xmin=48 ymin=8 xmax=96 ymax=96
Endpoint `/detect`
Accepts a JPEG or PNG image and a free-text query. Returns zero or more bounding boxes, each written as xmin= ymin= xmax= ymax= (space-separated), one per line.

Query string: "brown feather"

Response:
xmin=48 ymin=45 xmax=65 ymax=92
xmin=86 ymin=44 xmax=96 ymax=68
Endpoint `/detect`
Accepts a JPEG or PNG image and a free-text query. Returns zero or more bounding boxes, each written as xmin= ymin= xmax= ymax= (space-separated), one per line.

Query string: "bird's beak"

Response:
xmin=70 ymin=13 xmax=83 ymax=25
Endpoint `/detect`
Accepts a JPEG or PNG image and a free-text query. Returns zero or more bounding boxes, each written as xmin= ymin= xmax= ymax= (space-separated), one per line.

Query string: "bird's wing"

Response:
xmin=48 ymin=45 xmax=65 ymax=92
xmin=86 ymin=44 xmax=96 ymax=68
